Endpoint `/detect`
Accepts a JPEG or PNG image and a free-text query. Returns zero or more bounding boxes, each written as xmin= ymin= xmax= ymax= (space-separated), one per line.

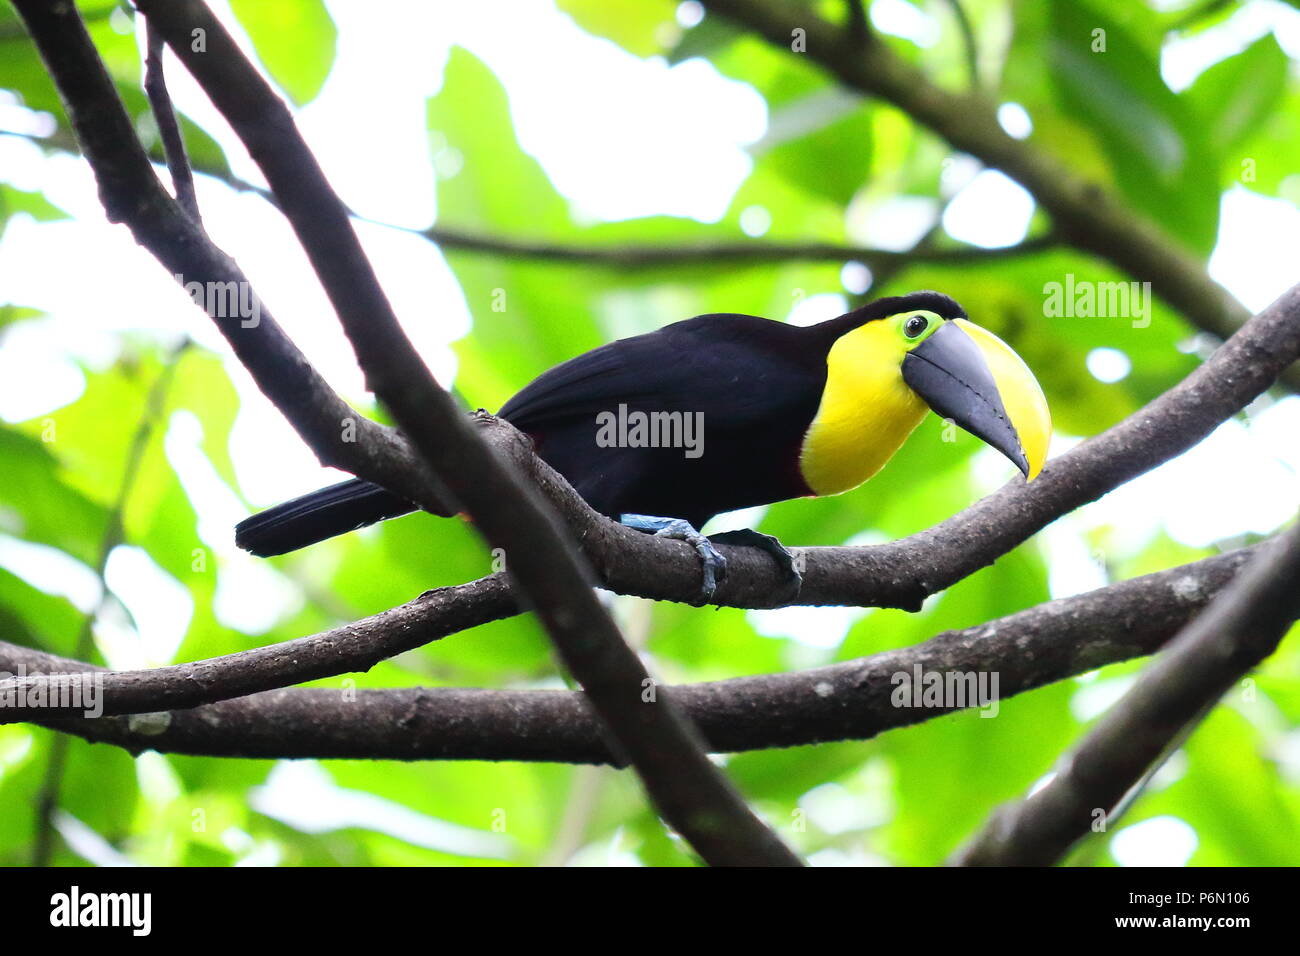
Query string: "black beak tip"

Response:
xmin=1010 ymin=445 xmax=1030 ymax=478
xmin=986 ymin=433 xmax=1031 ymax=478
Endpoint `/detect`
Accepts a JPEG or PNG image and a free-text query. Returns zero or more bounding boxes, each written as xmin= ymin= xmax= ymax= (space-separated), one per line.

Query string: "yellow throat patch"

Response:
xmin=798 ymin=319 xmax=928 ymax=497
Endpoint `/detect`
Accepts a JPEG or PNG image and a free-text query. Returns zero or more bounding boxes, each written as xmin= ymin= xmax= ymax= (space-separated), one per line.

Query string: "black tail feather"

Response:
xmin=235 ymin=478 xmax=416 ymax=557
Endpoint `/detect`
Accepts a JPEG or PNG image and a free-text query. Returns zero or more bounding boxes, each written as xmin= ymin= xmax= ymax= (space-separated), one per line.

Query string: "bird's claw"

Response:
xmin=619 ymin=514 xmax=801 ymax=605
xmin=708 ymin=528 xmax=803 ymax=605
xmin=652 ymin=518 xmax=727 ymax=604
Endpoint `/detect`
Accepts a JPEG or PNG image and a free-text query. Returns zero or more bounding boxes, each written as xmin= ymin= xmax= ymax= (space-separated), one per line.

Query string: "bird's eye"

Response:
xmin=904 ymin=314 xmax=929 ymax=338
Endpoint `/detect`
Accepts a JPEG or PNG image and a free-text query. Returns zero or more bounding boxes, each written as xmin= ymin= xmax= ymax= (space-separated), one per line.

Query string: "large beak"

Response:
xmin=901 ymin=319 xmax=1051 ymax=479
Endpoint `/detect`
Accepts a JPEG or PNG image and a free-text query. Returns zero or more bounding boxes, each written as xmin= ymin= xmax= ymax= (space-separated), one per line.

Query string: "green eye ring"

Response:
xmin=893 ymin=309 xmax=943 ymax=348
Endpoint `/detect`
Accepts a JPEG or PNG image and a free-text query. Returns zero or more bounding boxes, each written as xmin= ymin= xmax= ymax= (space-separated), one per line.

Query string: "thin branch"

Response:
xmin=951 ymin=519 xmax=1300 ymax=866
xmin=1083 ymin=696 xmax=1215 ymax=844
xmin=937 ymin=0 xmax=980 ymax=90
xmin=420 ymin=226 xmax=1057 ymax=270
xmin=0 ymin=573 xmax=519 ymax=721
xmin=696 ymin=0 xmax=1297 ymax=390
xmin=0 ymin=3 xmax=115 ymax=41
xmin=845 ymin=0 xmax=869 ymax=44
xmin=142 ymin=22 xmax=200 ymax=222
xmin=0 ymin=127 xmax=1058 ymax=270
xmin=129 ymin=0 xmax=799 ymax=867
xmin=542 ymin=766 xmax=607 ymax=865
xmin=30 ymin=342 xmax=186 ymax=865
xmin=219 ymin=158 xmax=1057 ymax=270
xmin=1 ymin=124 xmax=1058 ymax=271
xmin=7 ymin=544 xmax=1276 ymax=760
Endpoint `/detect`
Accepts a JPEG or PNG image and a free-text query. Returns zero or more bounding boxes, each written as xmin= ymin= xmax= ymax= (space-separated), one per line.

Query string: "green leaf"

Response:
xmin=0 ymin=184 xmax=67 ymax=226
xmin=556 ymin=0 xmax=678 ymax=57
xmin=666 ymin=12 xmax=743 ymax=65
xmin=8 ymin=347 xmax=237 ymax=664
xmin=229 ymin=0 xmax=337 ymax=106
xmin=0 ymin=305 xmax=43 ymax=335
xmin=727 ymin=742 xmax=875 ymax=803
xmin=0 ymin=426 xmax=109 ymax=567
xmin=167 ymin=350 xmax=242 ymax=493
xmin=753 ymin=90 xmax=873 ymax=205
xmin=0 ymin=566 xmax=83 ymax=654
xmin=1227 ymin=82 xmax=1300 ymax=195
xmin=1123 ymin=706 xmax=1300 ymax=866
xmin=1185 ymin=33 xmax=1289 ymax=160
xmin=1044 ymin=0 xmax=1220 ymax=254
xmin=708 ymin=32 xmax=843 ymax=110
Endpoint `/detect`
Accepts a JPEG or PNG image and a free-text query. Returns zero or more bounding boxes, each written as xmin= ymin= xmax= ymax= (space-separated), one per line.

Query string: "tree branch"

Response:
xmin=6 ymin=544 xmax=1276 ymax=760
xmin=420 ymin=226 xmax=1056 ymax=270
xmin=0 ymin=125 xmax=1061 ymax=271
xmin=0 ymin=572 xmax=518 ymax=722
xmin=845 ymin=0 xmax=869 ymax=45
xmin=213 ymin=152 xmax=1058 ymax=270
xmin=951 ymin=520 xmax=1300 ymax=866
xmin=937 ymin=0 xmax=980 ymax=90
xmin=142 ymin=21 xmax=199 ymax=223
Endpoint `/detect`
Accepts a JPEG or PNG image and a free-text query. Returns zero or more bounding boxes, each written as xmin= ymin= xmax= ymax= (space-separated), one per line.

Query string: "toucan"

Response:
xmin=235 ymin=291 xmax=1050 ymax=600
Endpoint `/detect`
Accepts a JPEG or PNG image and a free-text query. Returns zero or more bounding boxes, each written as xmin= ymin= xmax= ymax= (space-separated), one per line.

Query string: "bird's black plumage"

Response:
xmin=235 ymin=292 xmax=967 ymax=557
xmin=500 ymin=312 xmax=825 ymax=527
xmin=233 ymin=476 xmax=412 ymax=557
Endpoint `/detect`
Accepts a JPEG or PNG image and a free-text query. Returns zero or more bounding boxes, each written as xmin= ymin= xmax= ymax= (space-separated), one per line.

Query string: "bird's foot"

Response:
xmin=707 ymin=528 xmax=802 ymax=604
xmin=620 ymin=514 xmax=726 ymax=604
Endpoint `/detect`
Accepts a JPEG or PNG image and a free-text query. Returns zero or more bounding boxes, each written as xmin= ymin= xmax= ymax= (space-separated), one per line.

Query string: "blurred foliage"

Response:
xmin=229 ymin=0 xmax=337 ymax=106
xmin=0 ymin=0 xmax=1297 ymax=867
